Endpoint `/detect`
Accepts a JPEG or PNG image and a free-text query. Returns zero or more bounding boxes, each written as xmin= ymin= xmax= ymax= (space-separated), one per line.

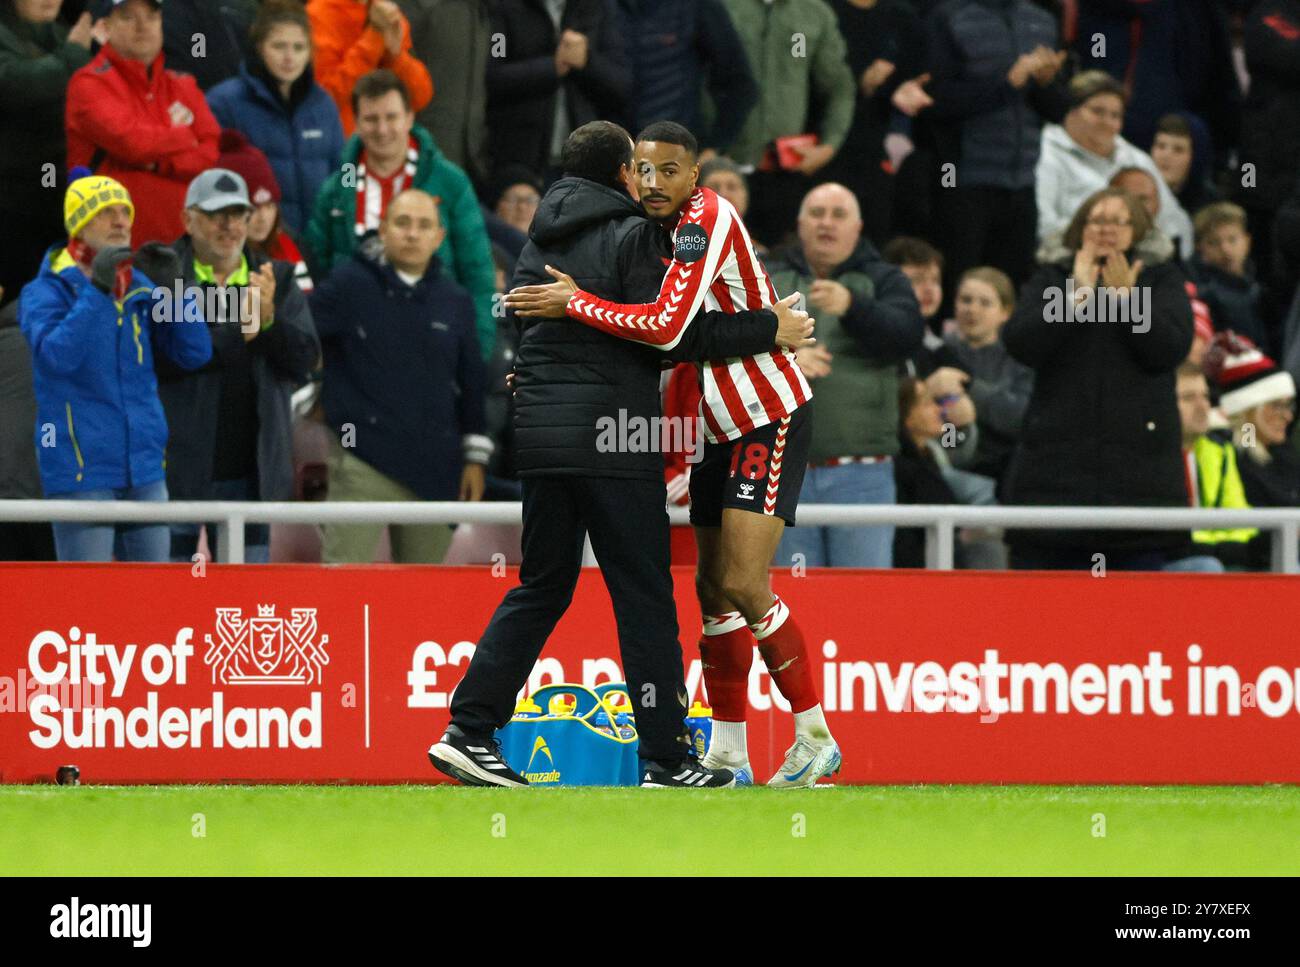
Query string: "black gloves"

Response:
xmin=132 ymin=242 xmax=182 ymax=288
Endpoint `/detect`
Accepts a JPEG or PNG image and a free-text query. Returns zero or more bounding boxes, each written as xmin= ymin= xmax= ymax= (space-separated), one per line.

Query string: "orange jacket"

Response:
xmin=306 ymin=0 xmax=433 ymax=136
xmin=65 ymin=46 xmax=221 ymax=247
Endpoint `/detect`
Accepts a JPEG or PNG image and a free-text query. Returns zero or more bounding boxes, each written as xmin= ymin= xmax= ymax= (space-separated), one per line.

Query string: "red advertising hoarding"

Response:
xmin=2 ymin=563 xmax=1298 ymax=784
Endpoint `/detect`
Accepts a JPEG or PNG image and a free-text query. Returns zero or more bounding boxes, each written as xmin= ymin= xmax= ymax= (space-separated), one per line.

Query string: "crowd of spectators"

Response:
xmin=0 ymin=0 xmax=1297 ymax=572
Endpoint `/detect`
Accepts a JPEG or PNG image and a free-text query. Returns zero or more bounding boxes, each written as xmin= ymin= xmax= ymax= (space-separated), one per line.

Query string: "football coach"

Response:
xmin=429 ymin=121 xmax=813 ymax=788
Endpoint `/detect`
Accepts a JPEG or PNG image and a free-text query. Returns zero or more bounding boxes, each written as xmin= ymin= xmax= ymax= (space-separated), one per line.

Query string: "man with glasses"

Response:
xmin=492 ymin=168 xmax=543 ymax=236
xmin=155 ymin=168 xmax=320 ymax=563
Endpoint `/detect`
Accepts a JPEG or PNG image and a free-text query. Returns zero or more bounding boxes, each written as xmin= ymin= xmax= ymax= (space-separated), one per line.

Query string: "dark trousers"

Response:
xmin=935 ymin=185 xmax=1038 ymax=321
xmin=167 ymin=476 xmax=271 ymax=563
xmin=450 ymin=475 xmax=689 ymax=764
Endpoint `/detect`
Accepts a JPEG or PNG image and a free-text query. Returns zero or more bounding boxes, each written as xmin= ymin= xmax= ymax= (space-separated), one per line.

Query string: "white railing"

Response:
xmin=2 ymin=500 xmax=1298 ymax=572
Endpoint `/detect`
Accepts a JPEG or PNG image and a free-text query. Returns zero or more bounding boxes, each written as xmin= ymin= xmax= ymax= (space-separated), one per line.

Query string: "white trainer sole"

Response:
xmin=640 ymin=777 xmax=737 ymax=789
xmin=427 ymin=741 xmax=527 ymax=788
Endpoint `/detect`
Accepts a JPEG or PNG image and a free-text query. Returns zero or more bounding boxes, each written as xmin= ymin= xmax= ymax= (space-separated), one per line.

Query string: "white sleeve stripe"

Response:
xmin=655 ymin=199 xmax=733 ymax=351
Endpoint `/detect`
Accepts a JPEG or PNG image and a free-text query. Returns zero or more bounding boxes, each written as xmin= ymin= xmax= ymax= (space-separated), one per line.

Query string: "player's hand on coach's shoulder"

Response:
xmin=774 ymin=292 xmax=816 ymax=350
xmin=505 ymin=265 xmax=577 ymax=318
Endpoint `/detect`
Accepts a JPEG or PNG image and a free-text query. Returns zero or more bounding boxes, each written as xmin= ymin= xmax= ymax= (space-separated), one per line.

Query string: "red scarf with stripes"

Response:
xmin=67 ymin=237 xmax=131 ymax=300
xmin=354 ymin=136 xmax=420 ymax=238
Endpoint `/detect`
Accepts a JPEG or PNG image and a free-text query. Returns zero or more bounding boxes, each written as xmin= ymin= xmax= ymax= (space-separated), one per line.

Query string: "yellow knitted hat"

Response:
xmin=64 ymin=175 xmax=135 ymax=239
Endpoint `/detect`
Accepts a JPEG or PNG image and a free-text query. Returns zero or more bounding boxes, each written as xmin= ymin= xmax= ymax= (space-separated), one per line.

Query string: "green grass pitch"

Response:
xmin=3 ymin=785 xmax=1299 ymax=875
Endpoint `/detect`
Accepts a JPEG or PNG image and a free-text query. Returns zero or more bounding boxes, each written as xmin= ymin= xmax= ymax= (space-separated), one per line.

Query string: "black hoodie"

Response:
xmin=512 ymin=176 xmax=779 ymax=479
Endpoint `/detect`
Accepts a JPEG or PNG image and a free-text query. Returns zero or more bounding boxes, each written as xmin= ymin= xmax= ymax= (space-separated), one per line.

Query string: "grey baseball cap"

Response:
xmin=185 ymin=169 xmax=252 ymax=213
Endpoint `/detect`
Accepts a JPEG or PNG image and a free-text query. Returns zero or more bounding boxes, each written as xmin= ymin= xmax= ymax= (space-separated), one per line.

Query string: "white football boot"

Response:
xmin=767 ymin=736 xmax=842 ymax=788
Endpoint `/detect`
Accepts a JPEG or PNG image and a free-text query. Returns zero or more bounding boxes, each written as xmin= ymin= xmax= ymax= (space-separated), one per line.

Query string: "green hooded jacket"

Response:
xmin=305 ymin=123 xmax=496 ymax=359
xmin=718 ymin=0 xmax=855 ymax=167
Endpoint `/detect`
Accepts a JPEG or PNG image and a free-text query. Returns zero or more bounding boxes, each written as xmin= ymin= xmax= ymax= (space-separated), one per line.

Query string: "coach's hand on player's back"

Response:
xmin=774 ymin=292 xmax=816 ymax=350
xmin=505 ymin=264 xmax=578 ymax=318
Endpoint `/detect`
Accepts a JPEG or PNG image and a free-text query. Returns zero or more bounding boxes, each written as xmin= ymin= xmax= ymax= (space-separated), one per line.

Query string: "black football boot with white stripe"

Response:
xmin=428 ymin=724 xmax=528 ymax=788
xmin=640 ymin=758 xmax=736 ymax=788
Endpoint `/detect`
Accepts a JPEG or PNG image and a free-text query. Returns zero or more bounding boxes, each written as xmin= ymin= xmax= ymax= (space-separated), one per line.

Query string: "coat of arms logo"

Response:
xmin=204 ymin=605 xmax=330 ymax=685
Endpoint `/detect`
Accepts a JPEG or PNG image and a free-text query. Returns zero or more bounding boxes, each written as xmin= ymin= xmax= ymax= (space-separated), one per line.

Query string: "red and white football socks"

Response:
xmin=750 ymin=596 xmax=831 ymax=740
xmin=699 ymin=611 xmax=752 ymax=763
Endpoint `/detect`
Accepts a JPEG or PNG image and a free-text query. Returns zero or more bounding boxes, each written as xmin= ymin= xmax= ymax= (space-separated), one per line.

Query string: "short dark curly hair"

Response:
xmin=636 ymin=121 xmax=698 ymax=158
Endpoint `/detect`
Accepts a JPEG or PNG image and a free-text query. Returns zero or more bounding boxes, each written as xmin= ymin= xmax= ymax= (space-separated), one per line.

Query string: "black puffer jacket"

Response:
xmin=1001 ymin=232 xmax=1194 ymax=553
xmin=512 ymin=177 xmax=778 ymax=478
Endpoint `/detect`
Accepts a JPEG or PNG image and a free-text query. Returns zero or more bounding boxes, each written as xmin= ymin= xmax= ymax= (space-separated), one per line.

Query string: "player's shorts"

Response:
xmin=688 ymin=401 xmax=812 ymax=527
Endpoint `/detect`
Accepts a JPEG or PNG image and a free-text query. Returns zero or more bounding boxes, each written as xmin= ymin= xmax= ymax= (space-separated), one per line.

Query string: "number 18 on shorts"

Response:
xmin=688 ymin=400 xmax=813 ymax=527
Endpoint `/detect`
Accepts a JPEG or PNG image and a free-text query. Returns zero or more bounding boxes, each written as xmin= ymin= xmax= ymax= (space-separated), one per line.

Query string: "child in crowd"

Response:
xmin=1190 ymin=201 xmax=1275 ymax=355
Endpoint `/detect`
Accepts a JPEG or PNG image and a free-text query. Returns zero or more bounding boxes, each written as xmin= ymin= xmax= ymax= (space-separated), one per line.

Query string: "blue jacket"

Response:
xmin=206 ymin=61 xmax=345 ymax=234
xmin=309 ymin=244 xmax=488 ymax=501
xmin=20 ymin=248 xmax=213 ymax=494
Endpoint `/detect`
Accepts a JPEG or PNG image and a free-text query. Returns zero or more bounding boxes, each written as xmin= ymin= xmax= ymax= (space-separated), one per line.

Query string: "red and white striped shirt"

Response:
xmin=564 ymin=186 xmax=811 ymax=443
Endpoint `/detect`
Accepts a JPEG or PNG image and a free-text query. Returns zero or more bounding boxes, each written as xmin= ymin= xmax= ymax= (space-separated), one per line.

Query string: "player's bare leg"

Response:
xmin=704 ymin=508 xmax=840 ymax=787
